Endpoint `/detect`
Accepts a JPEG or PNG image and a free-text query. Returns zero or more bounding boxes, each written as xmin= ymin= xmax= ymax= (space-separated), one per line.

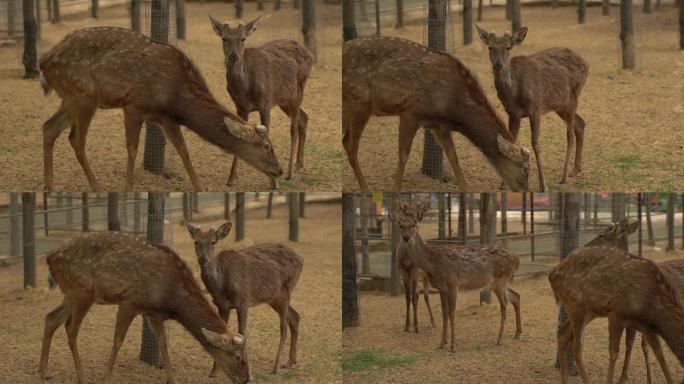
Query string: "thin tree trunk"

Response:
xmin=643 ymin=0 xmax=651 ymax=13
xmin=645 ymin=193 xmax=655 ymax=246
xmin=506 ymin=0 xmax=512 ymax=20
xmin=274 ymin=0 xmax=281 ymax=10
xmin=464 ymin=0 xmax=473 ymax=45
xmin=666 ymin=193 xmax=675 ymax=251
xmin=235 ymin=193 xmax=245 ymax=241
xmin=108 ymin=193 xmax=121 ymax=231
xmin=288 ymin=192 xmax=299 ymax=242
xmin=133 ymin=193 xmax=141 ymax=233
xmin=177 ymin=0 xmax=185 ymax=39
xmin=680 ymin=0 xmax=684 ymax=49
xmin=552 ymin=0 xmax=558 ymax=9
xmin=52 ymin=0 xmax=60 ymax=23
xmin=81 ymin=193 xmax=89 ymax=232
xmin=620 ymin=0 xmax=636 ymax=69
xmin=361 ymin=194 xmax=370 ymax=274
xmin=140 ymin=192 xmax=164 ymax=367
xmin=266 ymin=192 xmax=273 ymax=218
xmin=302 ymin=0 xmax=317 ymax=60
xmin=479 ymin=193 xmax=494 ymax=304
xmin=22 ymin=193 xmax=36 ymax=288
xmin=299 ymin=192 xmax=306 ymax=217
xmin=10 ymin=193 xmax=19 ymax=257
xmin=91 ymin=0 xmax=98 ymax=18
xmin=131 ymin=0 xmax=141 ymax=32
xmin=458 ymin=193 xmax=466 ymax=243
xmin=578 ymin=0 xmax=586 ymax=23
xmin=388 ymin=193 xmax=402 ymax=296
xmin=512 ymin=0 xmax=521 ymax=31
xmin=477 ymin=0 xmax=483 ymax=22
xmin=22 ymin=0 xmax=39 ymax=78
xmin=602 ymin=0 xmax=610 ymax=15
xmin=236 ymin=0 xmax=243 ymax=18
xmin=468 ymin=193 xmax=474 ymax=234
xmin=438 ymin=193 xmax=446 ymax=239
xmin=396 ymin=0 xmax=404 ymax=28
xmin=342 ymin=193 xmax=359 ymax=328
xmin=294 ymin=0 xmax=301 ymax=9
xmin=501 ymin=193 xmax=508 ymax=247
xmin=343 ymin=0 xmax=358 ymax=41
xmin=257 ymin=0 xmax=264 ymax=10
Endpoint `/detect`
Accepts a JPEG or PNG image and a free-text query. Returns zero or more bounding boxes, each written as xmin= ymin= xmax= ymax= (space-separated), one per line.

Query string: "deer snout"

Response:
xmin=198 ymin=255 xmax=208 ymax=265
xmin=228 ymin=53 xmax=239 ymax=63
xmin=402 ymin=235 xmax=410 ymax=242
xmin=493 ymin=61 xmax=504 ymax=71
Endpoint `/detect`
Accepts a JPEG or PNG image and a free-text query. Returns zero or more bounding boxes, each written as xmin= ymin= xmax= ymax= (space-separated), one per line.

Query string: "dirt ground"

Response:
xmin=0 ymin=3 xmax=342 ymax=192
xmin=0 ymin=200 xmax=341 ymax=383
xmin=343 ymin=248 xmax=684 ymax=384
xmin=342 ymin=5 xmax=684 ymax=192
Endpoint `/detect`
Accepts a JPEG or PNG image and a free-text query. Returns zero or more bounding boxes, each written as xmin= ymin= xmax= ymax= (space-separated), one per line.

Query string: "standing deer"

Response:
xmin=185 ymin=221 xmax=303 ymax=375
xmin=397 ymin=241 xmax=437 ymax=332
xmin=39 ymin=27 xmax=283 ymax=192
xmin=39 ymin=232 xmax=252 ymax=384
xmin=209 ymin=16 xmax=314 ymax=185
xmin=343 ymin=36 xmax=531 ymax=192
xmin=549 ymin=221 xmax=684 ymax=384
xmin=390 ymin=202 xmax=522 ymax=352
xmin=476 ymin=25 xmax=589 ymax=191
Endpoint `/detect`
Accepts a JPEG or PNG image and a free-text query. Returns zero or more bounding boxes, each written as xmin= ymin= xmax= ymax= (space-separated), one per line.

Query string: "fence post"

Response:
xmin=667 ymin=193 xmax=675 ymax=252
xmin=140 ymin=192 xmax=164 ymax=366
xmin=388 ymin=193 xmax=402 ymax=296
xmin=360 ymin=194 xmax=370 ymax=274
xmin=235 ymin=193 xmax=245 ymax=241
xmin=479 ymin=193 xmax=493 ymax=304
xmin=81 ymin=193 xmax=89 ymax=232
xmin=299 ymin=192 xmax=306 ymax=218
xmin=22 ymin=193 xmax=36 ymax=288
xmin=438 ymin=193 xmax=446 ymax=239
xmin=266 ymin=192 xmax=273 ymax=218
xmin=530 ymin=192 xmax=535 ymax=261
xmin=108 ymin=193 xmax=121 ymax=231
xmin=288 ymin=192 xmax=299 ymax=242
xmin=342 ymin=193 xmax=359 ymax=328
xmin=10 ymin=193 xmax=20 ymax=257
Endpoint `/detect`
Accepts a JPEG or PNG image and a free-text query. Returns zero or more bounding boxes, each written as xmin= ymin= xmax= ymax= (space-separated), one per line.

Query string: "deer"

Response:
xmin=209 ymin=16 xmax=314 ymax=185
xmin=475 ymin=25 xmax=589 ymax=192
xmin=343 ymin=36 xmax=531 ymax=192
xmin=390 ymin=201 xmax=522 ymax=352
xmin=549 ymin=220 xmax=684 ymax=384
xmin=397 ymin=241 xmax=437 ymax=332
xmin=39 ymin=231 xmax=252 ymax=384
xmin=39 ymin=27 xmax=283 ymax=192
xmin=185 ymin=221 xmax=303 ymax=376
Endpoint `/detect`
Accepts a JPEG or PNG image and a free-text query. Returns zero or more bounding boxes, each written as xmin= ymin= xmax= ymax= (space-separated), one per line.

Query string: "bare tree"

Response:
xmin=479 ymin=193 xmax=495 ymax=304
xmin=107 ymin=193 xmax=121 ymax=231
xmin=396 ymin=0 xmax=404 ymax=28
xmin=303 ymin=0 xmax=317 ymax=60
xmin=22 ymin=0 xmax=39 ymax=78
xmin=620 ymin=0 xmax=636 ymax=69
xmin=343 ymin=0 xmax=358 ymax=41
xmin=52 ymin=0 xmax=60 ymax=23
xmin=81 ymin=193 xmax=89 ymax=232
xmin=10 ymin=193 xmax=19 ymax=257
xmin=92 ymin=0 xmax=98 ymax=18
xmin=477 ymin=0 xmax=483 ymax=22
xmin=236 ymin=193 xmax=245 ymax=241
xmin=512 ymin=0 xmax=521 ymax=31
xmin=289 ymin=192 xmax=299 ymax=241
xmin=666 ymin=193 xmax=675 ymax=251
xmin=464 ymin=0 xmax=473 ymax=44
xmin=643 ymin=0 xmax=651 ymax=13
xmin=22 ymin=193 xmax=36 ymax=288
xmin=177 ymin=0 xmax=185 ymax=39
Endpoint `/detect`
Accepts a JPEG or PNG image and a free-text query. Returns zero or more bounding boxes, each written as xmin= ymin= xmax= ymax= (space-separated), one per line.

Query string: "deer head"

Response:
xmin=186 ymin=221 xmax=232 ymax=266
xmin=390 ymin=201 xmax=428 ymax=243
xmin=201 ymin=328 xmax=252 ymax=383
xmin=476 ymin=24 xmax=528 ymax=72
xmin=496 ymin=136 xmax=531 ymax=191
xmin=222 ymin=118 xmax=282 ymax=180
xmin=209 ymin=16 xmax=260 ymax=65
xmin=584 ymin=218 xmax=640 ymax=249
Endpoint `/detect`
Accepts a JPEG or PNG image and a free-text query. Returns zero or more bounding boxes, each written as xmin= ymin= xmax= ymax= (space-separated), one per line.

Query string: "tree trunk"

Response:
xmin=22 ymin=0 xmax=39 ymax=79
xmin=438 ymin=193 xmax=446 ymax=239
xmin=458 ymin=193 xmax=466 ymax=243
xmin=666 ymin=193 xmax=675 ymax=251
xmin=343 ymin=0 xmax=358 ymax=41
xmin=140 ymin=192 xmax=164 ymax=367
xmin=274 ymin=0 xmax=281 ymax=10
xmin=257 ymin=0 xmax=264 ymax=10
xmin=10 ymin=193 xmax=20 ymax=257
xmin=479 ymin=193 xmax=495 ymax=304
xmin=643 ymin=0 xmax=651 ymax=13
xmin=299 ymin=192 xmax=306 ymax=217
xmin=236 ymin=0 xmax=244 ymax=18
xmin=396 ymin=0 xmax=404 ymax=28
xmin=223 ymin=193 xmax=230 ymax=221
xmin=578 ymin=0 xmax=586 ymax=23
xmin=288 ymin=192 xmax=299 ymax=242
xmin=342 ymin=193 xmax=359 ymax=328
xmin=602 ymin=0 xmax=610 ymax=14
xmin=302 ymin=0 xmax=317 ymax=60
xmin=131 ymin=0 xmax=141 ymax=32
xmin=506 ymin=0 xmax=512 ymax=20
xmin=81 ymin=193 xmax=89 ymax=232
xmin=512 ymin=0 xmax=521 ymax=31
xmin=552 ymin=0 xmax=558 ymax=9
xmin=501 ymin=192 xmax=508 ymax=247
xmin=477 ymin=0 xmax=483 ymax=22
xmin=360 ymin=194 xmax=370 ymax=274
xmin=266 ymin=192 xmax=273 ymax=218
xmin=468 ymin=193 xmax=474 ymax=233
xmin=107 ymin=193 xmax=121 ymax=231
xmin=22 ymin=193 xmax=36 ymax=288
xmin=133 ymin=193 xmax=141 ymax=233
xmin=620 ymin=0 xmax=635 ymax=69
xmin=235 ymin=193 xmax=245 ymax=241
xmin=294 ymin=0 xmax=301 ymax=9
xmin=8 ymin=0 xmax=17 ymax=36
xmin=680 ymin=0 xmax=684 ymax=49
xmin=645 ymin=193 xmax=655 ymax=246
xmin=464 ymin=0 xmax=473 ymax=45
xmin=388 ymin=193 xmax=402 ymax=296
xmin=52 ymin=0 xmax=60 ymax=23
xmin=91 ymin=0 xmax=98 ymax=18
xmin=176 ymin=0 xmax=185 ymax=39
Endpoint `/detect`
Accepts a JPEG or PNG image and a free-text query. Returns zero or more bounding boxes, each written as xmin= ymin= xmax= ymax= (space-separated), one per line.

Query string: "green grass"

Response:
xmin=342 ymin=349 xmax=417 ymax=373
xmin=610 ymin=153 xmax=645 ymax=187
xmin=610 ymin=154 xmax=642 ymax=168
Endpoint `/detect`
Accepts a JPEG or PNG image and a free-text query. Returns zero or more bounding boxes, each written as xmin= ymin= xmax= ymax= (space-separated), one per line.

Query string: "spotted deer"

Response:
xmin=391 ymin=202 xmax=522 ymax=352
xmin=397 ymin=241 xmax=437 ymax=332
xmin=343 ymin=36 xmax=531 ymax=192
xmin=209 ymin=16 xmax=314 ymax=185
xmin=476 ymin=25 xmax=589 ymax=191
xmin=185 ymin=221 xmax=303 ymax=375
xmin=39 ymin=27 xmax=283 ymax=192
xmin=39 ymin=231 xmax=252 ymax=384
xmin=549 ymin=220 xmax=684 ymax=384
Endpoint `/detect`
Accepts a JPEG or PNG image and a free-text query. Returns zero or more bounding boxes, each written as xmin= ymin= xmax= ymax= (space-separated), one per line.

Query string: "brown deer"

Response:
xmin=549 ymin=221 xmax=684 ymax=384
xmin=476 ymin=25 xmax=589 ymax=191
xmin=185 ymin=221 xmax=303 ymax=375
xmin=390 ymin=201 xmax=522 ymax=352
xmin=39 ymin=231 xmax=252 ymax=384
xmin=209 ymin=16 xmax=314 ymax=185
xmin=397 ymin=241 xmax=437 ymax=332
xmin=343 ymin=36 xmax=531 ymax=192
xmin=39 ymin=27 xmax=283 ymax=192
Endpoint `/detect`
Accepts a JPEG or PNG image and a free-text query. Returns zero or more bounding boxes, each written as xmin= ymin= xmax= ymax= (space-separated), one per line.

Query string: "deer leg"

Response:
xmin=561 ymin=111 xmax=576 ymax=184
xmin=342 ymin=102 xmax=371 ymax=191
xmin=572 ymin=114 xmax=585 ymax=176
xmin=426 ymin=126 xmax=468 ymax=191
xmin=422 ymin=277 xmax=437 ymax=328
xmin=607 ymin=317 xmax=625 ymax=384
xmin=43 ymin=101 xmax=71 ymax=191
xmin=438 ymin=291 xmax=448 ymax=349
xmin=39 ymin=301 xmax=70 ymax=379
xmin=147 ymin=317 xmax=177 ymax=384
xmin=411 ymin=273 xmax=419 ymax=333
xmin=161 ymin=122 xmax=202 ymax=191
xmin=402 ymin=270 xmax=411 ymax=332
xmin=67 ymin=103 xmax=99 ymax=191
xmin=122 ymin=110 xmax=143 ymax=192
xmin=492 ymin=284 xmax=507 ymax=346
xmin=104 ymin=305 xmax=137 ymax=384
xmin=269 ymin=301 xmax=289 ymax=374
xmin=209 ymin=305 xmax=231 ymax=378
xmin=569 ymin=313 xmax=590 ymax=384
xmin=236 ymin=305 xmax=249 ymax=337
xmin=529 ymin=113 xmax=548 ymax=192
xmin=508 ymin=114 xmax=522 ymax=142
xmin=506 ymin=288 xmax=522 ymax=339
xmin=393 ymin=116 xmax=419 ymax=192
xmin=447 ymin=286 xmax=458 ymax=353
xmin=642 ymin=331 xmax=674 ymax=384
xmin=295 ymin=109 xmax=308 ymax=171
xmin=642 ymin=333 xmax=654 ymax=384
xmin=227 ymin=109 xmax=249 ymax=186
xmin=557 ymin=318 xmax=573 ymax=384
xmin=617 ymin=328 xmax=637 ymax=384
xmin=283 ymin=306 xmax=300 ymax=369
xmin=287 ymin=107 xmax=299 ymax=181
xmin=258 ymin=106 xmax=280 ymax=189
xmin=64 ymin=296 xmax=93 ymax=384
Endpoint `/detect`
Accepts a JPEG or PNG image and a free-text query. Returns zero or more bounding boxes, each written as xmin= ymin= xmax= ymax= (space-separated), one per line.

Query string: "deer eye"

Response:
xmin=222 ymin=38 xmax=226 ymax=42
xmin=488 ymin=47 xmax=493 ymax=51
xmin=211 ymin=241 xmax=217 ymax=245
xmin=241 ymin=38 xmax=246 ymax=42
xmin=507 ymin=46 xmax=512 ymax=51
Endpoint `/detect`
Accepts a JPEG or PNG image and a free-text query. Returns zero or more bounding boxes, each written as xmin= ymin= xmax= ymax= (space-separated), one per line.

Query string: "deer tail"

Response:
xmin=39 ymin=72 xmax=52 ymax=96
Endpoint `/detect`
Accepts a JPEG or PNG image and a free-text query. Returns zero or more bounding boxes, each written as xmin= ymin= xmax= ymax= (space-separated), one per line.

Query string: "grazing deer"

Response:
xmin=343 ymin=36 xmax=531 ymax=192
xmin=390 ymin=202 xmax=522 ymax=352
xmin=476 ymin=25 xmax=589 ymax=191
xmin=39 ymin=27 xmax=283 ymax=192
xmin=209 ymin=16 xmax=314 ymax=185
xmin=549 ymin=221 xmax=684 ymax=384
xmin=397 ymin=241 xmax=437 ymax=332
xmin=39 ymin=231 xmax=252 ymax=384
xmin=185 ymin=221 xmax=303 ymax=375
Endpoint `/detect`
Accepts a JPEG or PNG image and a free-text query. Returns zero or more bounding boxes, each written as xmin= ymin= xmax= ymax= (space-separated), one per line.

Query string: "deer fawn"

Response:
xmin=209 ymin=16 xmax=314 ymax=185
xmin=549 ymin=220 xmax=684 ymax=384
xmin=391 ymin=202 xmax=522 ymax=352
xmin=39 ymin=27 xmax=283 ymax=192
xmin=39 ymin=232 xmax=252 ymax=384
xmin=343 ymin=36 xmax=531 ymax=192
xmin=476 ymin=25 xmax=589 ymax=191
xmin=397 ymin=241 xmax=437 ymax=332
xmin=186 ymin=221 xmax=303 ymax=375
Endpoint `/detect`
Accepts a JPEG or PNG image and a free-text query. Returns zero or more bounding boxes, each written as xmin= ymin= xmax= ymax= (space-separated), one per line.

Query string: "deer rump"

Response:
xmin=429 ymin=244 xmax=519 ymax=290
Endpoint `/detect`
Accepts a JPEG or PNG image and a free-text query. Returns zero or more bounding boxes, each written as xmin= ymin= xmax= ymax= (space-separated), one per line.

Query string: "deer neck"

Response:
xmin=199 ymin=257 xmax=224 ymax=295
xmin=449 ymin=96 xmax=511 ymax=165
xmin=654 ymin=309 xmax=684 ymax=364
xmin=171 ymin=286 xmax=228 ymax=350
xmin=493 ymin=66 xmax=517 ymax=109
xmin=405 ymin=231 xmax=435 ymax=276
xmin=226 ymin=59 xmax=251 ymax=106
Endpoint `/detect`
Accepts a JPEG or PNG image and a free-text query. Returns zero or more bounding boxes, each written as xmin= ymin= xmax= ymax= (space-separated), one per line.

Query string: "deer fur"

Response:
xmin=390 ymin=201 xmax=522 ymax=352
xmin=39 ymin=27 xmax=283 ymax=192
xmin=397 ymin=241 xmax=437 ymax=332
xmin=476 ymin=25 xmax=589 ymax=191
xmin=343 ymin=36 xmax=531 ymax=192
xmin=39 ymin=231 xmax=252 ymax=384
xmin=186 ymin=221 xmax=303 ymax=375
xmin=209 ymin=16 xmax=314 ymax=185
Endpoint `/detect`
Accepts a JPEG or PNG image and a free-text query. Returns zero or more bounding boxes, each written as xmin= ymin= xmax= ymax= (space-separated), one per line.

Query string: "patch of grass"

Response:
xmin=610 ymin=153 xmax=645 ymax=187
xmin=342 ymin=349 xmax=417 ymax=373
xmin=610 ymin=154 xmax=642 ymax=168
xmin=0 ymin=144 xmax=10 ymax=154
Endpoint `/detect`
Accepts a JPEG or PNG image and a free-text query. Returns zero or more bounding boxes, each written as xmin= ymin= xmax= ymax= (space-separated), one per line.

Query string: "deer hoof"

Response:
xmin=449 ymin=348 xmax=456 ymax=354
xmin=295 ymin=162 xmax=304 ymax=171
xmin=281 ymin=362 xmax=296 ymax=369
xmin=208 ymin=372 xmax=217 ymax=379
xmin=226 ymin=179 xmax=237 ymax=187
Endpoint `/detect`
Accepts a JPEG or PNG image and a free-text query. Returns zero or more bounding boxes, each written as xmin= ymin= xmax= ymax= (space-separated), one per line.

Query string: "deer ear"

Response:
xmin=209 ymin=15 xmax=224 ymax=36
xmin=216 ymin=222 xmax=232 ymax=241
xmin=416 ymin=202 xmax=427 ymax=221
xmin=201 ymin=328 xmax=230 ymax=349
xmin=511 ymin=26 xmax=527 ymax=46
xmin=626 ymin=220 xmax=640 ymax=235
xmin=497 ymin=135 xmax=526 ymax=163
xmin=475 ymin=24 xmax=491 ymax=45
xmin=244 ymin=16 xmax=261 ymax=37
xmin=224 ymin=117 xmax=251 ymax=140
xmin=186 ymin=222 xmax=200 ymax=239
xmin=393 ymin=201 xmax=407 ymax=212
